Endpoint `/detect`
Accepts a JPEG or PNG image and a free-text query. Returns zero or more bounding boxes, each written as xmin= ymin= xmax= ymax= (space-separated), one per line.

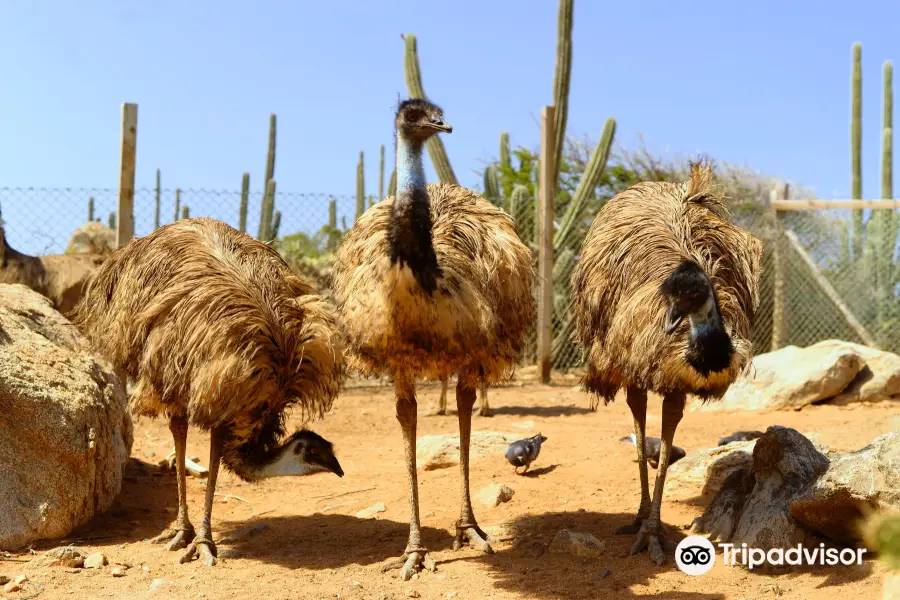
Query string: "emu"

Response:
xmin=571 ymin=163 xmax=762 ymax=564
xmin=332 ymin=98 xmax=534 ymax=579
xmin=73 ymin=218 xmax=346 ymax=566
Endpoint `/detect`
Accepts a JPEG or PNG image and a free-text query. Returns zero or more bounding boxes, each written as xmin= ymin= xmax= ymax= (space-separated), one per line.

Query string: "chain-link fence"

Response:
xmin=2 ymin=185 xmax=894 ymax=370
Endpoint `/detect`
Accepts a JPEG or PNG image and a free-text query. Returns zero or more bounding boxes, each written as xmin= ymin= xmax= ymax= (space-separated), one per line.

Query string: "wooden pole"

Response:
xmin=770 ymin=184 xmax=787 ymax=351
xmin=537 ymin=105 xmax=556 ymax=383
xmin=117 ymin=103 xmax=138 ymax=248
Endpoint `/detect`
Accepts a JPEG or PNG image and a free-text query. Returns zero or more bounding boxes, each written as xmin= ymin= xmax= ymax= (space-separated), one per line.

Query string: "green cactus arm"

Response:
xmin=109 ymin=211 xmax=117 ymax=229
xmin=378 ymin=144 xmax=385 ymax=202
xmin=88 ymin=196 xmax=95 ymax=222
xmin=403 ymin=33 xmax=458 ymax=185
xmin=852 ymin=42 xmax=863 ymax=261
xmin=388 ymin=169 xmax=397 ymax=197
xmin=271 ymin=210 xmax=281 ymax=239
xmin=356 ymin=152 xmax=365 ymax=219
xmin=182 ymin=205 xmax=190 ymax=219
xmin=483 ymin=166 xmax=500 ymax=203
xmin=265 ymin=113 xmax=276 ymax=185
xmin=551 ymin=0 xmax=573 ymax=190
xmin=499 ymin=132 xmax=512 ymax=197
xmin=259 ymin=179 xmax=277 ymax=241
xmin=174 ymin=188 xmax=181 ymax=223
xmin=239 ymin=172 xmax=250 ymax=233
xmin=884 ymin=61 xmax=893 ymax=200
xmin=328 ymin=197 xmax=337 ymax=228
xmin=554 ymin=117 xmax=616 ymax=253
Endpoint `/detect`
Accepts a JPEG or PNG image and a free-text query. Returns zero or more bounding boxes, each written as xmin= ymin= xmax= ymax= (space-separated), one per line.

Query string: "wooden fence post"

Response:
xmin=770 ymin=184 xmax=787 ymax=351
xmin=537 ymin=106 xmax=556 ymax=383
xmin=117 ymin=103 xmax=138 ymax=248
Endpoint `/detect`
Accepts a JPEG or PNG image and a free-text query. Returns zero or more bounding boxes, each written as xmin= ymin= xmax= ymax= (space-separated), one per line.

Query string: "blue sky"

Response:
xmin=0 ymin=0 xmax=897 ymax=254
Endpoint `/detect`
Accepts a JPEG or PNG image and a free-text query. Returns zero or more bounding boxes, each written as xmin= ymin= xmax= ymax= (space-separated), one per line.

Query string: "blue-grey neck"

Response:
xmin=396 ymin=136 xmax=426 ymax=193
xmin=688 ymin=296 xmax=721 ymax=337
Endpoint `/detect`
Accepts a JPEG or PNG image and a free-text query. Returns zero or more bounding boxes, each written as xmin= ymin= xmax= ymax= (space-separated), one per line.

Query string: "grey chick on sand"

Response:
xmin=505 ymin=433 xmax=547 ymax=474
xmin=619 ymin=433 xmax=686 ymax=469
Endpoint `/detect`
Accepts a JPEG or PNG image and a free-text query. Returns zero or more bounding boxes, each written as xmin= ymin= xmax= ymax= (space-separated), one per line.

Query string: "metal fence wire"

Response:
xmin=1 ymin=186 xmax=895 ymax=369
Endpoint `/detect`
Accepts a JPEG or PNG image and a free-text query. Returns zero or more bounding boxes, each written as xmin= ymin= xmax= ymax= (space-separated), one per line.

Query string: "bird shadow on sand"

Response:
xmin=518 ymin=464 xmax=560 ymax=478
xmin=486 ymin=405 xmax=594 ymax=417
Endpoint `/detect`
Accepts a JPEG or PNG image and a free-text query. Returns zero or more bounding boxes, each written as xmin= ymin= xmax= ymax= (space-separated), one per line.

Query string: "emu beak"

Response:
xmin=664 ymin=305 xmax=685 ymax=335
xmin=427 ymin=119 xmax=452 ymax=133
xmin=325 ymin=454 xmax=344 ymax=478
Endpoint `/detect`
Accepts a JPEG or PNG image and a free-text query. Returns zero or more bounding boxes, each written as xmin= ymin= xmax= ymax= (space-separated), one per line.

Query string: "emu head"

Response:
xmin=659 ymin=260 xmax=715 ymax=335
xmin=395 ymin=98 xmax=452 ymax=141
xmin=258 ymin=429 xmax=344 ymax=479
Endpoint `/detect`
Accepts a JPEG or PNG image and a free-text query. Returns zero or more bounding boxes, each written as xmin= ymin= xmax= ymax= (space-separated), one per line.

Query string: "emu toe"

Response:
xmin=381 ymin=548 xmax=436 ymax=581
xmin=453 ymin=524 xmax=493 ymax=554
xmin=151 ymin=526 xmax=195 ymax=552
xmin=179 ymin=537 xmax=217 ymax=566
xmin=629 ymin=520 xmax=667 ymax=566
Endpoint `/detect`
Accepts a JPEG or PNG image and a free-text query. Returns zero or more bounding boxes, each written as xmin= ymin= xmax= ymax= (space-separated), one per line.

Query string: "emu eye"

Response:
xmin=310 ymin=447 xmax=318 ymax=455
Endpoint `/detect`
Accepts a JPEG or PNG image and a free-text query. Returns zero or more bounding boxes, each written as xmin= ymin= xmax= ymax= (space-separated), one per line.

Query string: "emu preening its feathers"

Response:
xmin=332 ymin=98 xmax=534 ymax=580
xmin=571 ymin=163 xmax=762 ymax=565
xmin=73 ymin=218 xmax=346 ymax=566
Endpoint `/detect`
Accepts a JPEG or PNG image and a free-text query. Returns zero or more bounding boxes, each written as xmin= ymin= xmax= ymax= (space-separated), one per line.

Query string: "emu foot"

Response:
xmin=614 ymin=514 xmax=647 ymax=535
xmin=629 ymin=520 xmax=667 ymax=565
xmin=380 ymin=547 xmax=435 ymax=581
xmin=179 ymin=536 xmax=217 ymax=566
xmin=425 ymin=408 xmax=447 ymax=417
xmin=453 ymin=522 xmax=493 ymax=554
xmin=151 ymin=525 xmax=195 ymax=551
xmin=478 ymin=407 xmax=492 ymax=417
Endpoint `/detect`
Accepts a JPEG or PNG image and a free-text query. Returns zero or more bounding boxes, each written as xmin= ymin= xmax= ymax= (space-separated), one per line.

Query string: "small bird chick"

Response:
xmin=505 ymin=433 xmax=547 ymax=475
xmin=619 ymin=433 xmax=686 ymax=469
xmin=717 ymin=430 xmax=764 ymax=446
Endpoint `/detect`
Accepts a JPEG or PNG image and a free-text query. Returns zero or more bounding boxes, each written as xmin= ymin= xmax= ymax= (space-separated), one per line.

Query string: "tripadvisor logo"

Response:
xmin=675 ymin=536 xmax=867 ymax=575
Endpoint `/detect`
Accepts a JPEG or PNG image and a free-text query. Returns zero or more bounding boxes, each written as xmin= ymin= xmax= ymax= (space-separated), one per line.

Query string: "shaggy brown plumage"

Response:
xmin=571 ymin=163 xmax=762 ymax=565
xmin=1 ymin=220 xmax=104 ymax=316
xmin=332 ymin=98 xmax=534 ymax=580
xmin=72 ymin=217 xmax=346 ymax=565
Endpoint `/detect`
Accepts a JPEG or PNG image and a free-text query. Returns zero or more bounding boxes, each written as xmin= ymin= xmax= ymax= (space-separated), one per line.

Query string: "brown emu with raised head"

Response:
xmin=73 ymin=218 xmax=346 ymax=566
xmin=571 ymin=163 xmax=762 ymax=565
xmin=332 ymin=98 xmax=534 ymax=579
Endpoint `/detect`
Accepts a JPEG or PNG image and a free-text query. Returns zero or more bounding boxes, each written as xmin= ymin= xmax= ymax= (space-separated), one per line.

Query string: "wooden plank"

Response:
xmin=537 ymin=106 xmax=556 ymax=384
xmin=770 ymin=185 xmax=787 ymax=351
xmin=773 ymin=199 xmax=900 ymax=210
xmin=117 ymin=103 xmax=138 ymax=248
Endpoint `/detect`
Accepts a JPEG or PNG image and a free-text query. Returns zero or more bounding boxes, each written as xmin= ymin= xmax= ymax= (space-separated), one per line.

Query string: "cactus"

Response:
xmin=182 ymin=205 xmax=190 ymax=219
xmin=258 ymin=179 xmax=276 ymax=241
xmin=403 ymin=33 xmax=458 ymax=185
xmin=884 ymin=61 xmax=894 ymax=201
xmin=109 ymin=211 xmax=116 ymax=230
xmin=264 ymin=114 xmax=276 ymax=189
xmin=174 ymin=188 xmax=181 ymax=222
xmin=271 ymin=210 xmax=281 ymax=239
xmin=555 ymin=117 xmax=616 ymax=253
xmin=551 ymin=0 xmax=573 ymax=190
xmin=483 ymin=166 xmax=500 ymax=203
xmin=378 ymin=144 xmax=386 ymax=202
xmin=879 ymin=61 xmax=895 ymax=336
xmin=388 ymin=169 xmax=397 ymax=197
xmin=239 ymin=172 xmax=250 ymax=233
xmin=508 ymin=185 xmax=532 ymax=241
xmin=88 ymin=196 xmax=95 ymax=222
xmin=341 ymin=216 xmax=348 ymax=231
xmin=499 ymin=132 xmax=512 ymax=197
xmin=329 ymin=197 xmax=337 ymax=229
xmin=154 ymin=169 xmax=161 ymax=230
xmin=356 ymin=151 xmax=365 ymax=220
xmin=852 ymin=42 xmax=863 ymax=261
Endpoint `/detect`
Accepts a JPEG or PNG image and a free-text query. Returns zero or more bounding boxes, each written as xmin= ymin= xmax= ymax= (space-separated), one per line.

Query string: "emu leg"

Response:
xmin=151 ymin=415 xmax=195 ymax=550
xmin=630 ymin=392 xmax=685 ymax=565
xmin=453 ymin=373 xmax=493 ymax=553
xmin=477 ymin=381 xmax=491 ymax=417
xmin=616 ymin=388 xmax=650 ymax=535
xmin=429 ymin=376 xmax=449 ymax=416
xmin=180 ymin=427 xmax=222 ymax=566
xmin=382 ymin=378 xmax=435 ymax=580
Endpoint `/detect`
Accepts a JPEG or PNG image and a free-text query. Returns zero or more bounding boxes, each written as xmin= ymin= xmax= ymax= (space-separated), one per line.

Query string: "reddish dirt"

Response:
xmin=4 ymin=376 xmax=897 ymax=600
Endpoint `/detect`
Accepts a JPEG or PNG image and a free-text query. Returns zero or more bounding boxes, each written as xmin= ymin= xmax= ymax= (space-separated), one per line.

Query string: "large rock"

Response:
xmin=810 ymin=340 xmax=900 ymax=404
xmin=789 ymin=432 xmax=900 ymax=545
xmin=416 ymin=431 xmax=520 ymax=471
xmin=66 ymin=222 xmax=116 ymax=258
xmin=0 ymin=284 xmax=132 ymax=550
xmin=694 ymin=343 xmax=864 ymax=411
xmin=691 ymin=426 xmax=830 ymax=550
xmin=666 ymin=440 xmax=756 ymax=502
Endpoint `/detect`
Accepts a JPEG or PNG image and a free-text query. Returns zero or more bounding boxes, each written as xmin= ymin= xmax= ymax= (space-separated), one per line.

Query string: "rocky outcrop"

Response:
xmin=416 ymin=431 xmax=520 ymax=471
xmin=0 ymin=284 xmax=132 ymax=550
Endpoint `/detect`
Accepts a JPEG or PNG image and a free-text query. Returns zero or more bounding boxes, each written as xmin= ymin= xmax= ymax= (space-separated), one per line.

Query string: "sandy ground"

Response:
xmin=3 ymin=376 xmax=898 ymax=600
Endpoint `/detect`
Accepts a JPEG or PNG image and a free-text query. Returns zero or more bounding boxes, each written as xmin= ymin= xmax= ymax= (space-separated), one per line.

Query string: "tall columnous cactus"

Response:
xmin=259 ymin=179 xmax=277 ymax=241
xmin=508 ymin=184 xmax=532 ymax=242
xmin=483 ymin=166 xmax=500 ymax=203
xmin=88 ymin=196 xmax=95 ymax=222
xmin=174 ymin=188 xmax=181 ymax=222
xmin=879 ymin=61 xmax=895 ymax=333
xmin=109 ymin=211 xmax=117 ymax=230
xmin=554 ymin=117 xmax=616 ymax=253
xmin=182 ymin=206 xmax=190 ymax=219
xmin=265 ymin=114 xmax=276 ymax=187
xmin=388 ymin=169 xmax=397 ymax=197
xmin=271 ymin=210 xmax=281 ymax=239
xmin=884 ymin=61 xmax=894 ymax=201
xmin=851 ymin=42 xmax=863 ymax=261
xmin=403 ymin=33 xmax=458 ymax=185
xmin=378 ymin=144 xmax=386 ymax=202
xmin=551 ymin=0 xmax=573 ymax=191
xmin=329 ymin=197 xmax=337 ymax=229
xmin=356 ymin=151 xmax=365 ymax=220
xmin=499 ymin=131 xmax=512 ymax=197
xmin=154 ymin=169 xmax=161 ymax=230
xmin=239 ymin=172 xmax=250 ymax=233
